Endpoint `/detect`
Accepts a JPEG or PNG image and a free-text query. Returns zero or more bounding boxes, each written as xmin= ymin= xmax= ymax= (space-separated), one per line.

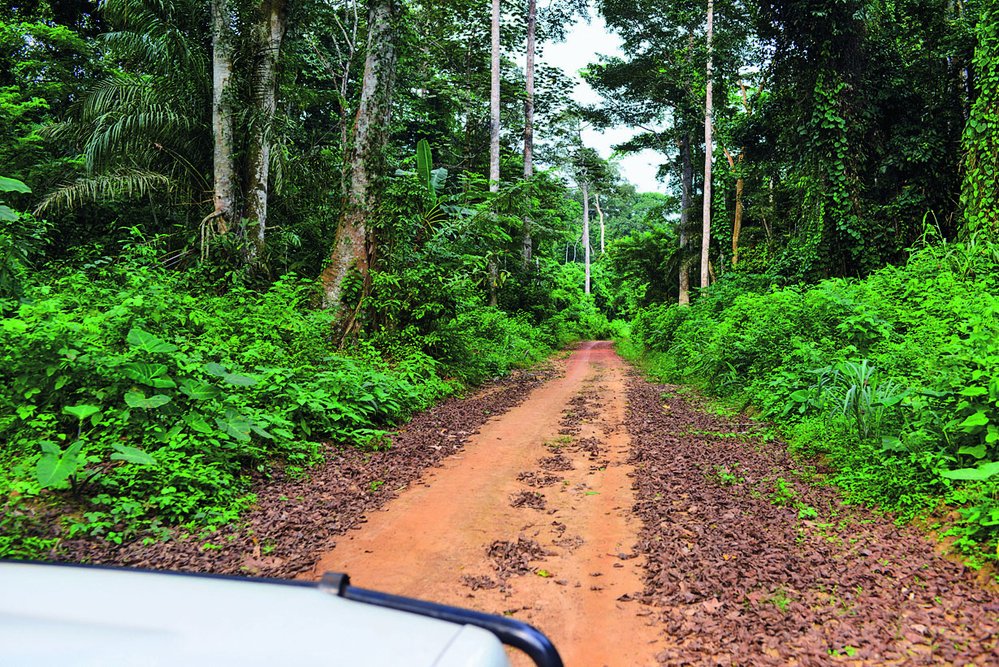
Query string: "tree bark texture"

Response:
xmin=485 ymin=0 xmax=501 ymax=305
xmin=678 ymin=133 xmax=692 ymax=305
xmin=521 ymin=0 xmax=536 ymax=265
xmin=321 ymin=0 xmax=399 ymax=311
xmin=700 ymin=0 xmax=714 ymax=290
xmin=594 ymin=192 xmax=605 ymax=254
xmin=582 ymin=180 xmax=591 ymax=295
xmin=243 ymin=0 xmax=288 ymax=263
xmin=211 ymin=0 xmax=237 ymax=232
xmin=489 ymin=0 xmax=501 ymax=191
xmin=723 ymin=146 xmax=744 ymax=266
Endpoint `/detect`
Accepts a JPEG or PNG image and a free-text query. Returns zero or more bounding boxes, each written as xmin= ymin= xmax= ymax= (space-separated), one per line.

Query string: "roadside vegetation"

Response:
xmin=621 ymin=236 xmax=999 ymax=566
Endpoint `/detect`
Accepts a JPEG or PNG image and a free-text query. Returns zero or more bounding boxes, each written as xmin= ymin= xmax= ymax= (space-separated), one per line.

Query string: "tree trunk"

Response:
xmin=486 ymin=0 xmax=501 ymax=306
xmin=211 ymin=0 xmax=237 ymax=234
xmin=678 ymin=133 xmax=692 ymax=305
xmin=582 ymin=180 xmax=591 ymax=294
xmin=722 ymin=146 xmax=744 ymax=266
xmin=594 ymin=192 xmax=605 ymax=254
xmin=521 ymin=0 xmax=536 ymax=266
xmin=700 ymin=0 xmax=713 ymax=290
xmin=732 ymin=173 xmax=744 ymax=265
xmin=489 ymin=0 xmax=501 ymax=190
xmin=321 ymin=0 xmax=399 ymax=311
xmin=243 ymin=0 xmax=288 ymax=264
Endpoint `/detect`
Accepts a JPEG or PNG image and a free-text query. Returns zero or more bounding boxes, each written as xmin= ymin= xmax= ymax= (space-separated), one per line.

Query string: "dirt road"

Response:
xmin=305 ymin=341 xmax=661 ymax=666
xmin=64 ymin=341 xmax=999 ymax=665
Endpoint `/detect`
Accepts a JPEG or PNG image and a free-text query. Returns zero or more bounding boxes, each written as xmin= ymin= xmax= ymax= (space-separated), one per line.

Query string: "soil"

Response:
xmin=302 ymin=341 xmax=661 ymax=666
xmin=626 ymin=376 xmax=999 ymax=665
xmin=53 ymin=342 xmax=999 ymax=666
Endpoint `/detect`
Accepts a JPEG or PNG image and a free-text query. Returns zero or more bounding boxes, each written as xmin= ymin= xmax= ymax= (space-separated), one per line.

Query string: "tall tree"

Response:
xmin=322 ymin=0 xmax=400 ymax=313
xmin=700 ymin=0 xmax=713 ymax=289
xmin=211 ymin=0 xmax=237 ymax=235
xmin=522 ymin=0 xmax=536 ymax=265
xmin=582 ymin=179 xmax=591 ymax=293
xmin=678 ymin=134 xmax=692 ymax=304
xmin=486 ymin=0 xmax=501 ymax=306
xmin=243 ymin=0 xmax=289 ymax=261
xmin=489 ymin=0 xmax=501 ymax=190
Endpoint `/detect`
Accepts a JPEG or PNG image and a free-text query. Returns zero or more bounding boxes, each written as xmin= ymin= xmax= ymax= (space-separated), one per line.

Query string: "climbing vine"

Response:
xmin=962 ymin=6 xmax=999 ymax=237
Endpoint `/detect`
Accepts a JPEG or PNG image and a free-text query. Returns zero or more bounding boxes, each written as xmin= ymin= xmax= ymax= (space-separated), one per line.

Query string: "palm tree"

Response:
xmin=37 ymin=0 xmax=211 ymax=216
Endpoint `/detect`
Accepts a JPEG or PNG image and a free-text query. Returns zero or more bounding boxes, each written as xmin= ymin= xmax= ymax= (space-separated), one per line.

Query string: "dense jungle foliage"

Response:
xmin=2 ymin=0 xmax=999 ymax=566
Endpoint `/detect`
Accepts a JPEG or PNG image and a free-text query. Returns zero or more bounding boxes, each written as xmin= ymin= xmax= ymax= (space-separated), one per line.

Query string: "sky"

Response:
xmin=540 ymin=15 xmax=667 ymax=194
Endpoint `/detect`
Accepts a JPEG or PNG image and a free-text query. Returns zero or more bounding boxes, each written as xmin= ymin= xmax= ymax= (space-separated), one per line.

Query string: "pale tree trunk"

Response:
xmin=210 ymin=0 xmax=237 ymax=236
xmin=700 ymin=0 xmax=714 ymax=290
xmin=582 ymin=180 xmax=591 ymax=294
xmin=487 ymin=0 xmax=501 ymax=306
xmin=489 ymin=0 xmax=501 ymax=189
xmin=244 ymin=0 xmax=288 ymax=263
xmin=521 ymin=0 xmax=536 ymax=266
xmin=594 ymin=192 xmax=605 ymax=254
xmin=678 ymin=133 xmax=692 ymax=305
xmin=321 ymin=0 xmax=399 ymax=313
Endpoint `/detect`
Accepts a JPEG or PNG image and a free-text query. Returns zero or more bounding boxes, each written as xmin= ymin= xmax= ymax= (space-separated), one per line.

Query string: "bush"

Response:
xmin=628 ymin=238 xmax=999 ymax=560
xmin=0 ymin=244 xmax=460 ymax=551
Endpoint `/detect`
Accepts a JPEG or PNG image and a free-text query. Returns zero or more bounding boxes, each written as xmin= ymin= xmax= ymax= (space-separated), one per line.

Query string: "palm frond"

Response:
xmin=35 ymin=170 xmax=174 ymax=215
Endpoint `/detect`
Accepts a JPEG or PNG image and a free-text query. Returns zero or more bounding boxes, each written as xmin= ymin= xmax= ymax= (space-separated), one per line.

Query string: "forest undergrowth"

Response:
xmin=622 ymin=234 xmax=999 ymax=570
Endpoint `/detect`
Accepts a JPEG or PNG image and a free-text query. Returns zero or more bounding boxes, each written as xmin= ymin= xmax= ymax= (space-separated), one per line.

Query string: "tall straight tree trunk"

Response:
xmin=487 ymin=0 xmax=501 ymax=306
xmin=243 ymin=0 xmax=288 ymax=263
xmin=489 ymin=0 xmax=501 ymax=189
xmin=700 ymin=0 xmax=714 ymax=290
xmin=521 ymin=0 xmax=536 ymax=266
xmin=582 ymin=180 xmax=591 ymax=294
xmin=678 ymin=133 xmax=692 ymax=305
xmin=594 ymin=192 xmax=605 ymax=253
xmin=322 ymin=0 xmax=399 ymax=312
xmin=211 ymin=0 xmax=237 ymax=233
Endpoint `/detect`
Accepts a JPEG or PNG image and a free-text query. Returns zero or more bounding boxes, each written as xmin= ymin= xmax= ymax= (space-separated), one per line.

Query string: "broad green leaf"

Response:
xmin=0 ymin=205 xmax=17 ymax=222
xmin=958 ymin=444 xmax=988 ymax=459
xmin=122 ymin=362 xmax=176 ymax=388
xmin=124 ymin=390 xmax=172 ymax=409
xmin=221 ymin=372 xmax=256 ymax=387
xmin=941 ymin=460 xmax=999 ymax=481
xmin=110 ymin=443 xmax=157 ymax=465
xmin=957 ymin=411 xmax=990 ymax=432
xmin=35 ymin=441 xmax=83 ymax=489
xmin=63 ymin=404 xmax=101 ymax=421
xmin=203 ymin=362 xmax=229 ymax=377
xmin=987 ymin=425 xmax=999 ymax=445
xmin=202 ymin=362 xmax=256 ymax=386
xmin=250 ymin=423 xmax=273 ymax=439
xmin=215 ymin=413 xmax=252 ymax=441
xmin=880 ymin=436 xmax=904 ymax=452
xmin=959 ymin=386 xmax=989 ymax=397
xmin=179 ymin=379 xmax=221 ymax=400
xmin=416 ymin=139 xmax=433 ymax=199
xmin=0 ymin=176 xmax=30 ymax=193
xmin=183 ymin=412 xmax=213 ymax=434
xmin=126 ymin=328 xmax=178 ymax=354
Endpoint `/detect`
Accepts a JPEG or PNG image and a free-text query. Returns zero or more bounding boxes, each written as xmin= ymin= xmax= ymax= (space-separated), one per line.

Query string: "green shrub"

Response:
xmin=628 ymin=238 xmax=999 ymax=560
xmin=0 ymin=244 xmax=464 ymax=553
